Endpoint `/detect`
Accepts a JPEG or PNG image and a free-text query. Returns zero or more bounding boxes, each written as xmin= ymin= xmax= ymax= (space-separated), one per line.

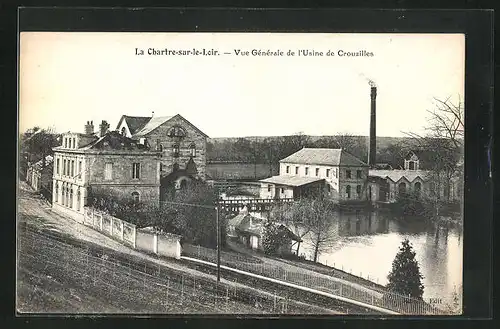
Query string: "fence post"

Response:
xmin=274 ymin=292 xmax=277 ymax=312
xmin=120 ymin=220 xmax=124 ymax=241
xmin=110 ymin=216 xmax=113 ymax=236
xmin=165 ymin=277 xmax=170 ymax=308
xmin=132 ymin=225 xmax=136 ymax=249
xmin=99 ymin=214 xmax=103 ymax=231
xmin=153 ymin=233 xmax=158 ymax=254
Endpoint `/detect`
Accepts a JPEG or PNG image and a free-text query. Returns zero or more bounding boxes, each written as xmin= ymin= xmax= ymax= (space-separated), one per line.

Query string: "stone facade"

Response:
xmin=135 ymin=115 xmax=207 ymax=181
xmin=86 ymin=152 xmax=161 ymax=205
xmin=52 ymin=131 xmax=161 ymax=221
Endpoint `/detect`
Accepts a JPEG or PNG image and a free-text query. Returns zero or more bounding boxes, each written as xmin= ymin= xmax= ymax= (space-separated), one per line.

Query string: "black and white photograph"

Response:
xmin=17 ymin=31 xmax=465 ymax=315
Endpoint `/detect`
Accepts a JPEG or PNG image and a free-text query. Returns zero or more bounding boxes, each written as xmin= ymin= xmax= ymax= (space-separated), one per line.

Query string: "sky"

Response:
xmin=19 ymin=32 xmax=464 ymax=138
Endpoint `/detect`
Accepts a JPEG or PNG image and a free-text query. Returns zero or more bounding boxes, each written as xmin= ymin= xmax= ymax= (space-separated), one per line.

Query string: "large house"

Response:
xmin=116 ymin=114 xmax=208 ymax=199
xmin=52 ymin=121 xmax=161 ymax=222
xmin=260 ymin=148 xmax=369 ymax=203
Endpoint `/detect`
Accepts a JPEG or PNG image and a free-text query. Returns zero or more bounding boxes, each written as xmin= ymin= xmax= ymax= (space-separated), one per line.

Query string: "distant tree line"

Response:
xmin=207 ymin=133 xmax=371 ymax=165
xmin=207 ymin=133 xmax=422 ymax=170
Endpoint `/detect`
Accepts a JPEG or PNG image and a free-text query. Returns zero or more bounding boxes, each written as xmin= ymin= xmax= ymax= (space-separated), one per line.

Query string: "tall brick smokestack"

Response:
xmin=368 ymin=83 xmax=377 ymax=167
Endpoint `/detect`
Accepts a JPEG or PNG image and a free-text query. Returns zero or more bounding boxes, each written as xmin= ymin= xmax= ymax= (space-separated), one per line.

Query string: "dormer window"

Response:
xmin=168 ymin=126 xmax=186 ymax=138
xmin=121 ymin=127 xmax=126 ymax=136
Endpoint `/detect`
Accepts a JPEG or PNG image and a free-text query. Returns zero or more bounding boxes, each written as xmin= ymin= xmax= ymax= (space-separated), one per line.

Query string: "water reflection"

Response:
xmin=299 ymin=210 xmax=463 ymax=303
xmin=337 ymin=210 xmax=389 ymax=236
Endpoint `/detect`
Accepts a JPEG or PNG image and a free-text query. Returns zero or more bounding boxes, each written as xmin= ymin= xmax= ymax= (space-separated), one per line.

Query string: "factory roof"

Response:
xmin=369 ymin=169 xmax=430 ymax=183
xmin=280 ymin=148 xmax=368 ymax=167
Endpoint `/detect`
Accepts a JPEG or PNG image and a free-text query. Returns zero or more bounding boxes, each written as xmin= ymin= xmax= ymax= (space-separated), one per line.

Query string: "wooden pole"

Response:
xmin=216 ymin=204 xmax=221 ymax=282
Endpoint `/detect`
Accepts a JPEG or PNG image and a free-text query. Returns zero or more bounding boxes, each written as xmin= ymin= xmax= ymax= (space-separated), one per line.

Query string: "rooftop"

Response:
xmin=260 ymin=175 xmax=324 ymax=187
xmin=280 ymin=148 xmax=368 ymax=167
xmin=369 ymin=169 xmax=430 ymax=183
xmin=116 ymin=115 xmax=152 ymax=135
xmin=133 ymin=116 xmax=173 ymax=137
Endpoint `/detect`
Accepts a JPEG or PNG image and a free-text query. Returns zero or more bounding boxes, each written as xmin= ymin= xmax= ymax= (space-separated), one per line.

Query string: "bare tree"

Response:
xmin=427 ymin=96 xmax=464 ymax=147
xmin=269 ymin=199 xmax=313 ymax=256
xmin=271 ymin=197 xmax=336 ymax=262
xmin=404 ymin=97 xmax=464 ymax=210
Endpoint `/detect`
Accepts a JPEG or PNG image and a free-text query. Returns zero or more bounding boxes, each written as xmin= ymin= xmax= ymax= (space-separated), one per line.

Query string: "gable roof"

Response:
xmin=280 ymin=148 xmax=368 ymax=167
xmin=133 ymin=114 xmax=209 ymax=138
xmin=369 ymin=169 xmax=430 ymax=183
xmin=115 ymin=115 xmax=151 ymax=135
xmin=133 ymin=116 xmax=173 ymax=137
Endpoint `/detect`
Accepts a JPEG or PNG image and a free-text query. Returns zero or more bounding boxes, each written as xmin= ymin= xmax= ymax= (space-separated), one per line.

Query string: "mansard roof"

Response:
xmin=280 ymin=148 xmax=368 ymax=167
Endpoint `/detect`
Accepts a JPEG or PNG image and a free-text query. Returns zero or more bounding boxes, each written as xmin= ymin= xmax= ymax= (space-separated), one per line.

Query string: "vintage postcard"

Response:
xmin=18 ymin=32 xmax=464 ymax=315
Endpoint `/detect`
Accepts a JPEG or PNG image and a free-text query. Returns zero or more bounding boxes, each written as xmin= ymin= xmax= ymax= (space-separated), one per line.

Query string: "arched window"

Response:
xmin=172 ymin=144 xmax=180 ymax=157
xmin=168 ymin=126 xmax=186 ymax=137
xmin=190 ymin=143 xmax=196 ymax=157
xmin=70 ymin=186 xmax=74 ymax=209
xmin=414 ymin=182 xmax=422 ymax=195
xmin=61 ymin=183 xmax=65 ymax=206
xmin=121 ymin=127 xmax=126 ymax=136
xmin=180 ymin=180 xmax=187 ymax=190
xmin=132 ymin=191 xmax=140 ymax=204
xmin=409 ymin=161 xmax=415 ymax=170
xmin=398 ymin=182 xmax=407 ymax=195
xmin=346 ymin=185 xmax=351 ymax=199
xmin=356 ymin=185 xmax=362 ymax=198
xmin=156 ymin=140 xmax=163 ymax=152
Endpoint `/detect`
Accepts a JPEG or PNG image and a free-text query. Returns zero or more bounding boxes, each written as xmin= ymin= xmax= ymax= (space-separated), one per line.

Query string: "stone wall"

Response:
xmin=87 ymin=153 xmax=160 ymax=204
xmin=142 ymin=115 xmax=207 ymax=180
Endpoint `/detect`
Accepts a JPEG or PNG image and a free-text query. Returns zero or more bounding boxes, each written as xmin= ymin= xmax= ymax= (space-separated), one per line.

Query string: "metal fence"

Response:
xmin=17 ymin=226 xmax=335 ymax=314
xmin=182 ymin=243 xmax=447 ymax=315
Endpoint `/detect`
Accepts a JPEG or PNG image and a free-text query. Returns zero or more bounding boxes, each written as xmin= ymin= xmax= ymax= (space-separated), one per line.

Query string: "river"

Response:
xmin=297 ymin=210 xmax=463 ymax=305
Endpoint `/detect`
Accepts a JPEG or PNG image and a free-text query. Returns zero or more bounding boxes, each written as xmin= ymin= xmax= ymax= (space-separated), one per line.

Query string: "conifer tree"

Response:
xmin=387 ymin=239 xmax=425 ymax=299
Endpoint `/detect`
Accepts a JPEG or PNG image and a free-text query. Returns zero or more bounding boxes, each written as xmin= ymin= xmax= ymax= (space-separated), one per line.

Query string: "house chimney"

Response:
xmin=99 ymin=120 xmax=110 ymax=137
xmin=368 ymin=84 xmax=377 ymax=167
xmin=84 ymin=120 xmax=94 ymax=135
xmin=152 ymin=111 xmax=155 ymax=117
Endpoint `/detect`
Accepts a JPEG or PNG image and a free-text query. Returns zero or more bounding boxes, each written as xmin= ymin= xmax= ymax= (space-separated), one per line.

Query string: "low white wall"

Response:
xmin=81 ymin=207 xmax=180 ymax=259
xmin=157 ymin=233 xmax=182 ymax=259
